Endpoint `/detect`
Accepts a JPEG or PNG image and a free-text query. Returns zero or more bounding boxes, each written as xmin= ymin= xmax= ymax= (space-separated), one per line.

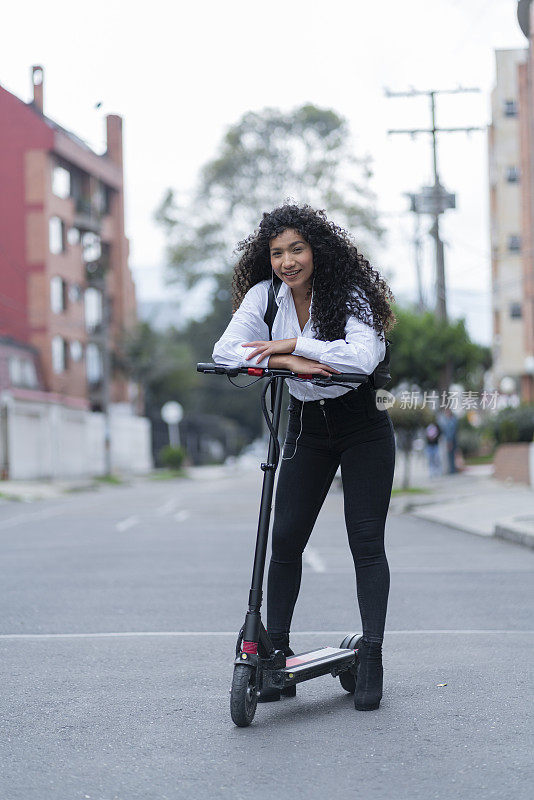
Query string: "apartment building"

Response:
xmin=488 ymin=48 xmax=528 ymax=397
xmin=0 ymin=66 xmax=137 ymax=410
xmin=517 ymin=0 xmax=534 ymax=401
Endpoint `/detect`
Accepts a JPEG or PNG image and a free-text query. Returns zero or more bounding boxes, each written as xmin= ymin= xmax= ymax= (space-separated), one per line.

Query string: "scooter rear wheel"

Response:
xmin=339 ymin=667 xmax=356 ymax=694
xmin=230 ymin=664 xmax=258 ymax=727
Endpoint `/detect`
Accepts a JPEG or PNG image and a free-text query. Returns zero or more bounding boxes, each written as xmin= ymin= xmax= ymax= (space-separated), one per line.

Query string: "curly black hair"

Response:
xmin=232 ymin=203 xmax=395 ymax=342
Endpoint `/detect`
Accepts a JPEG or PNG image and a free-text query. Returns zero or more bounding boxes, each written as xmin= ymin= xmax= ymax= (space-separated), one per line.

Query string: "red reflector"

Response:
xmin=285 ymin=656 xmax=306 ymax=667
xmin=297 ymin=373 xmax=313 ymax=379
xmin=247 ymin=368 xmax=264 ymax=376
xmin=242 ymin=641 xmax=258 ymax=654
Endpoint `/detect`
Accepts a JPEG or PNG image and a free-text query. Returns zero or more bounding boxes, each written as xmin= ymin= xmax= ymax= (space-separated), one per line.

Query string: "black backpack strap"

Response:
xmin=369 ymin=339 xmax=392 ymax=390
xmin=263 ymin=275 xmax=282 ymax=340
xmin=263 ymin=275 xmax=282 ymax=412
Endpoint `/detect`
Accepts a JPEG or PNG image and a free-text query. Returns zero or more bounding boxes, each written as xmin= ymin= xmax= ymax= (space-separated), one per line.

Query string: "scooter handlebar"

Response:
xmin=196 ymin=362 xmax=369 ymax=384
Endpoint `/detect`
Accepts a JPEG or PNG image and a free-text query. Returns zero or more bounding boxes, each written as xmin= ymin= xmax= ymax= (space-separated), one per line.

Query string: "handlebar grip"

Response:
xmin=196 ymin=363 xmax=239 ymax=376
xmin=328 ymin=373 xmax=369 ymax=383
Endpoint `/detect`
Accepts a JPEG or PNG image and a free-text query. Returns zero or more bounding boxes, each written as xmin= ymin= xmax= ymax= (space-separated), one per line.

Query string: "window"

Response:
xmin=52 ymin=336 xmax=68 ymax=373
xmin=67 ymin=227 xmax=80 ymax=246
xmin=52 ymin=164 xmax=71 ymax=199
xmin=510 ymin=302 xmax=522 ymax=319
xmin=22 ymin=360 xmax=38 ymax=387
xmin=49 ymin=216 xmax=65 ymax=254
xmin=8 ymin=357 xmax=38 ymax=387
xmin=50 ymin=276 xmax=67 ymax=313
xmin=506 ymin=166 xmax=520 ymax=183
xmin=68 ymin=283 xmax=83 ymax=303
xmin=508 ymin=235 xmax=521 ymax=253
xmin=8 ymin=357 xmax=22 ymax=386
xmin=493 ymin=310 xmax=501 ymax=337
xmin=70 ymin=340 xmax=83 ymax=362
xmin=86 ymin=343 xmax=103 ymax=383
xmin=504 ymin=99 xmax=518 ymax=117
xmin=84 ymin=287 xmax=103 ymax=331
xmin=92 ymin=182 xmax=108 ymax=215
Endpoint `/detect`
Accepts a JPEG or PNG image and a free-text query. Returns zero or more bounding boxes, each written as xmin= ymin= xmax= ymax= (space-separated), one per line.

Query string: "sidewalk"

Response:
xmin=0 ymin=478 xmax=98 ymax=502
xmin=390 ymin=459 xmax=534 ymax=549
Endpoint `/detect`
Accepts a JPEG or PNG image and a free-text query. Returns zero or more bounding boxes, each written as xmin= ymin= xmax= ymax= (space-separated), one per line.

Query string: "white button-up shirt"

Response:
xmin=212 ymin=279 xmax=386 ymax=401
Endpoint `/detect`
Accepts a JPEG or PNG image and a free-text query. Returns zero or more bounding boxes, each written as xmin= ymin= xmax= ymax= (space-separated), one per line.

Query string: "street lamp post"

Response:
xmin=161 ymin=401 xmax=183 ymax=448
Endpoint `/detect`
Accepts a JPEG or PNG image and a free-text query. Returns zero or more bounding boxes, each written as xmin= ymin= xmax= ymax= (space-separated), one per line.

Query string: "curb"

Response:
xmin=494 ymin=517 xmax=534 ymax=550
xmin=399 ymin=504 xmax=534 ymax=549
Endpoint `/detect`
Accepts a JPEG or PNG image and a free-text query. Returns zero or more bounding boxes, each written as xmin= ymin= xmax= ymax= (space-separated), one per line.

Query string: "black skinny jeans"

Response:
xmin=266 ymin=383 xmax=396 ymax=644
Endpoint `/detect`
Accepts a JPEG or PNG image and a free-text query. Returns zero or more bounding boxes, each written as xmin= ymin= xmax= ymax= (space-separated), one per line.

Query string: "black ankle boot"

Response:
xmin=257 ymin=634 xmax=297 ymax=703
xmin=354 ymin=638 xmax=383 ymax=711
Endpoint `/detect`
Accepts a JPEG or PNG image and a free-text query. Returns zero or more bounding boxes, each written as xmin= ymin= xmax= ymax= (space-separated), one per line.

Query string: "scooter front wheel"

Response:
xmin=230 ymin=664 xmax=258 ymax=727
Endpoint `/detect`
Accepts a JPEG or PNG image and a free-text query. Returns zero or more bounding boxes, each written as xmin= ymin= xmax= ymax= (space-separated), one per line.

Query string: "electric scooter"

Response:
xmin=197 ymin=361 xmax=370 ymax=727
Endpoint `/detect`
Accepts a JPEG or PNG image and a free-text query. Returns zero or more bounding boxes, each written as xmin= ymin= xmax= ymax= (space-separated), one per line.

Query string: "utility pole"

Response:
xmin=102 ymin=287 xmax=112 ymax=477
xmin=404 ymin=193 xmax=426 ymax=312
xmin=414 ymin=210 xmax=425 ymax=312
xmin=386 ymin=87 xmax=484 ymax=322
xmin=87 ymin=235 xmax=112 ymax=478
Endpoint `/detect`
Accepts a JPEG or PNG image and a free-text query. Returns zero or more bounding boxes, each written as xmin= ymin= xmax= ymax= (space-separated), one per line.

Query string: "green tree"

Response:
xmin=156 ymin=103 xmax=383 ymax=296
xmin=385 ymin=306 xmax=492 ymax=488
xmin=116 ymin=321 xmax=197 ymax=417
xmin=389 ymin=305 xmax=491 ymax=393
xmin=117 ymin=314 xmax=266 ymax=446
xmin=176 ymin=285 xmax=267 ymax=440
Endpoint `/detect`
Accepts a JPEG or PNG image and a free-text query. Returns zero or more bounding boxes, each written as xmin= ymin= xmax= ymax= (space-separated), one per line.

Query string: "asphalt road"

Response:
xmin=1 ymin=469 xmax=533 ymax=800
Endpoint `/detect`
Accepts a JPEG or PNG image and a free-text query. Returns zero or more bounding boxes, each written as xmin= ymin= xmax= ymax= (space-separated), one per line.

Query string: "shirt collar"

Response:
xmin=276 ymin=280 xmax=291 ymax=302
xmin=275 ymin=279 xmax=314 ymax=311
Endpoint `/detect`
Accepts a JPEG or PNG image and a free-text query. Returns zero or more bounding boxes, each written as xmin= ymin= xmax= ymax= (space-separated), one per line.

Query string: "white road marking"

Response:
xmin=115 ymin=516 xmax=139 ymax=532
xmin=303 ymin=547 xmax=326 ymax=573
xmin=323 ymin=567 xmax=533 ymax=574
xmin=0 ymin=629 xmax=532 ymax=641
xmin=156 ymin=498 xmax=177 ymax=516
xmin=174 ymin=510 xmax=190 ymax=522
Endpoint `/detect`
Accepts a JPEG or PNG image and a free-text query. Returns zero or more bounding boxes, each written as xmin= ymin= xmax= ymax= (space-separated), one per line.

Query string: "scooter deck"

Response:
xmin=283 ymin=646 xmax=356 ymax=685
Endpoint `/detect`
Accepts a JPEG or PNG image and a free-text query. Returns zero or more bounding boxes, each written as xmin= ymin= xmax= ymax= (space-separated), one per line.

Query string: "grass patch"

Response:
xmin=391 ymin=487 xmax=432 ymax=496
xmin=94 ymin=474 xmax=125 ymax=485
xmin=149 ymin=468 xmax=187 ymax=481
xmin=464 ymin=454 xmax=494 ymax=466
xmin=0 ymin=491 xmax=23 ymax=502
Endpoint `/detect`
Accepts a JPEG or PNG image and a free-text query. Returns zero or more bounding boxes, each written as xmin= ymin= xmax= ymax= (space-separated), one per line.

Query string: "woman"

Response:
xmin=212 ymin=203 xmax=396 ymax=711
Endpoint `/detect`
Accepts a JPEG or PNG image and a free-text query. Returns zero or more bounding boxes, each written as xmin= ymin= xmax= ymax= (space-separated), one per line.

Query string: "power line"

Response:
xmin=386 ymin=86 xmax=485 ymax=324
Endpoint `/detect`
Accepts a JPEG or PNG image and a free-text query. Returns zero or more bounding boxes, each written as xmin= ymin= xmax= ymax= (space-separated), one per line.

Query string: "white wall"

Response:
xmin=1 ymin=394 xmax=152 ymax=480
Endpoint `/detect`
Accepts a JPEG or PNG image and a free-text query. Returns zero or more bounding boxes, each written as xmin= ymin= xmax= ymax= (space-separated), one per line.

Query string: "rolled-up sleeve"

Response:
xmin=212 ymin=282 xmax=271 ymax=368
xmin=292 ymin=313 xmax=385 ymax=375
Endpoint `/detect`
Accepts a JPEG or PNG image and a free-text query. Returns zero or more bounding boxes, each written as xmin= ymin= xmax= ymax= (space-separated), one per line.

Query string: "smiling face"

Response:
xmin=269 ymin=228 xmax=314 ymax=294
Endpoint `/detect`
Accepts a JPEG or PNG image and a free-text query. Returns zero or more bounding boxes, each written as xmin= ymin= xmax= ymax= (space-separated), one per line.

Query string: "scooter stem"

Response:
xmin=242 ymin=377 xmax=285 ymax=645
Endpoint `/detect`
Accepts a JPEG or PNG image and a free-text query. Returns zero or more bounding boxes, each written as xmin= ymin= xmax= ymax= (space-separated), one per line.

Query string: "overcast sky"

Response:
xmin=2 ymin=0 xmax=528 ymax=344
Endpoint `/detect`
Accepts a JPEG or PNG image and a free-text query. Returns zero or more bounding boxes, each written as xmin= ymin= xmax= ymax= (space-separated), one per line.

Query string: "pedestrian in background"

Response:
xmin=440 ymin=408 xmax=459 ymax=474
xmin=425 ymin=418 xmax=442 ymax=479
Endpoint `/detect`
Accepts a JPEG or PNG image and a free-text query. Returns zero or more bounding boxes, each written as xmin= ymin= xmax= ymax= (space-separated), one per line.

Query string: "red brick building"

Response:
xmin=0 ymin=66 xmax=137 ymax=410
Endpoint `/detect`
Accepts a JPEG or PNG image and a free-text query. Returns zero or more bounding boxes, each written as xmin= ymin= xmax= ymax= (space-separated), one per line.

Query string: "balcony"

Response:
xmin=85 ymin=321 xmax=106 ymax=339
xmin=73 ymin=195 xmax=102 ymax=233
xmin=85 ymin=242 xmax=110 ymax=285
